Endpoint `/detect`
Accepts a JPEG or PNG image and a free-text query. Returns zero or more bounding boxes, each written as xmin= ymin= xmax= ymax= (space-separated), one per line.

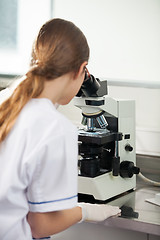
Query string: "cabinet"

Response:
xmin=52 ymin=222 xmax=156 ymax=240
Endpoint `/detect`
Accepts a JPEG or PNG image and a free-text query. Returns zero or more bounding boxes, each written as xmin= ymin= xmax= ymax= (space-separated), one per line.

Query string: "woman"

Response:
xmin=0 ymin=18 xmax=120 ymax=239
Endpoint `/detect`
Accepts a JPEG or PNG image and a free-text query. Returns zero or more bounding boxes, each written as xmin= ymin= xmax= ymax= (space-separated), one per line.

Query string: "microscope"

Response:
xmin=74 ymin=70 xmax=139 ymax=201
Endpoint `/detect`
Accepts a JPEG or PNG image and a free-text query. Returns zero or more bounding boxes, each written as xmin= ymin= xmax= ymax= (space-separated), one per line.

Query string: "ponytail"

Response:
xmin=0 ymin=71 xmax=44 ymax=143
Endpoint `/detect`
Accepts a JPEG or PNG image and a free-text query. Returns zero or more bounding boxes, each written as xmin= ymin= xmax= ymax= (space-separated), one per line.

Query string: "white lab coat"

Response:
xmin=0 ymin=98 xmax=78 ymax=239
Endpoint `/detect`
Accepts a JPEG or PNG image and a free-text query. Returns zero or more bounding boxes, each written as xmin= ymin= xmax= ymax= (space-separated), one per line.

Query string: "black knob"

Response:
xmin=120 ymin=161 xmax=140 ymax=178
xmin=125 ymin=144 xmax=133 ymax=152
xmin=120 ymin=206 xmax=139 ymax=219
xmin=112 ymin=157 xmax=120 ymax=176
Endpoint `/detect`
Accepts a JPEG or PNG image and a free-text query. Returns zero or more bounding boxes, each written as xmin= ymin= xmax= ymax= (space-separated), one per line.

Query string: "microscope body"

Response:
xmin=74 ymin=79 xmax=138 ymax=201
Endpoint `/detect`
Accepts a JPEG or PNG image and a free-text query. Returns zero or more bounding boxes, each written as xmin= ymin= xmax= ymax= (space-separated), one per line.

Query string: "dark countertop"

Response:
xmin=103 ymin=184 xmax=160 ymax=236
xmin=102 ymin=154 xmax=160 ymax=236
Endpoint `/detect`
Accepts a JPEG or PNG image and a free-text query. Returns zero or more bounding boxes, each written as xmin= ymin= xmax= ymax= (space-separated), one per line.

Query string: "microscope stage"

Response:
xmin=78 ymin=128 xmax=122 ymax=145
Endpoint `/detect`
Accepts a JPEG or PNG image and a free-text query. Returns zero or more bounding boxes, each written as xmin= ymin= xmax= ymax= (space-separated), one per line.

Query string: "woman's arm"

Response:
xmin=27 ymin=206 xmax=82 ymax=239
xmin=28 ymin=203 xmax=121 ymax=238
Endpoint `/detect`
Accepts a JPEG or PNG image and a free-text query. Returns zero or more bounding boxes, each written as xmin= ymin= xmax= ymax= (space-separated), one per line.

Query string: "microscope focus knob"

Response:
xmin=125 ymin=144 xmax=133 ymax=152
xmin=120 ymin=161 xmax=140 ymax=178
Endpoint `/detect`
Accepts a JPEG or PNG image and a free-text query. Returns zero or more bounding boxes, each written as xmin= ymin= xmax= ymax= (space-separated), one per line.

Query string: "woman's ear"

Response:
xmin=74 ymin=61 xmax=88 ymax=79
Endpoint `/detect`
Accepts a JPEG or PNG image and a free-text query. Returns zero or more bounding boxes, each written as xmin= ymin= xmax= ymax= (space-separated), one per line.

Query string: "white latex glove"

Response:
xmin=78 ymin=202 xmax=121 ymax=222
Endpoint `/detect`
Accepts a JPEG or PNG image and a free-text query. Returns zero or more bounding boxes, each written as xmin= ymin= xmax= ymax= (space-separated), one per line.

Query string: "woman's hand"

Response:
xmin=78 ymin=203 xmax=121 ymax=222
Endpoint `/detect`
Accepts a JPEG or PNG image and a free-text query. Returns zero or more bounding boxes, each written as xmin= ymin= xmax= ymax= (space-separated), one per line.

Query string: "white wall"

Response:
xmin=54 ymin=0 xmax=160 ymax=156
xmin=53 ymin=0 xmax=160 ymax=85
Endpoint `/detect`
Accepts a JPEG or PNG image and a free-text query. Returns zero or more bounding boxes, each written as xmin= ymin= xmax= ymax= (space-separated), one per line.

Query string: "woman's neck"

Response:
xmin=37 ymin=73 xmax=72 ymax=104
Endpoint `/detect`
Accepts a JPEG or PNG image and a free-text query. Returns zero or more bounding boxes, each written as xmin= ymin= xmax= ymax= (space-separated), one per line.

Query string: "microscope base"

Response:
xmin=78 ymin=172 xmax=136 ymax=201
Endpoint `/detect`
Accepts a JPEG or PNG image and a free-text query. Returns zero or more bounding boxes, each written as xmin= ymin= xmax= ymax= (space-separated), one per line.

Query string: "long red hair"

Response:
xmin=0 ymin=18 xmax=89 ymax=142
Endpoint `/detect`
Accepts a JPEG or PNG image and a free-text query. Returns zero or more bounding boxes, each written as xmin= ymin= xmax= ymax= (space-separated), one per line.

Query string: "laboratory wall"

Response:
xmin=54 ymin=0 xmax=160 ymax=157
xmin=53 ymin=0 xmax=160 ymax=84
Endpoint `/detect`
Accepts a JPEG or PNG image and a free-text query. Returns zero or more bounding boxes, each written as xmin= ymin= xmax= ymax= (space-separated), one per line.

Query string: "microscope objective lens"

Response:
xmin=96 ymin=115 xmax=108 ymax=129
xmin=87 ymin=118 xmax=95 ymax=131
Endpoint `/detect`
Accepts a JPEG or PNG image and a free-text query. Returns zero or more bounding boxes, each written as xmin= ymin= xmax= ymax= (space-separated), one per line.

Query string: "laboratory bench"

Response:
xmin=53 ymin=155 xmax=160 ymax=240
xmin=52 ymin=185 xmax=160 ymax=240
xmin=100 ymin=185 xmax=160 ymax=236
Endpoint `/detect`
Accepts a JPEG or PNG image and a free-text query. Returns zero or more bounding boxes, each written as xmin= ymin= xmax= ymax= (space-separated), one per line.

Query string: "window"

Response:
xmin=0 ymin=0 xmax=53 ymax=75
xmin=0 ymin=0 xmax=18 ymax=50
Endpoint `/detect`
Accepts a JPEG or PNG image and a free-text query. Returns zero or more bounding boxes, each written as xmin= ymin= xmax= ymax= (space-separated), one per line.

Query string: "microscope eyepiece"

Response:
xmin=82 ymin=74 xmax=100 ymax=97
xmin=77 ymin=74 xmax=101 ymax=97
xmin=76 ymin=69 xmax=108 ymax=97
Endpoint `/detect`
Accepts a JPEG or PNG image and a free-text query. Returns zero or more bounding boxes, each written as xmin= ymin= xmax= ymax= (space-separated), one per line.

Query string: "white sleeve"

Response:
xmin=26 ymin=129 xmax=78 ymax=213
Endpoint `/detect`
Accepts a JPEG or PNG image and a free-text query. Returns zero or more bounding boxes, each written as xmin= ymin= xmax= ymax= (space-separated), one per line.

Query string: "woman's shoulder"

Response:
xmin=20 ymin=98 xmax=58 ymax=122
xmin=18 ymin=98 xmax=76 ymax=135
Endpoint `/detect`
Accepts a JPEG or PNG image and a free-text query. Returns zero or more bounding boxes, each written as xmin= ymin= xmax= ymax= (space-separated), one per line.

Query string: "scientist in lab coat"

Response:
xmin=0 ymin=18 xmax=121 ymax=240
